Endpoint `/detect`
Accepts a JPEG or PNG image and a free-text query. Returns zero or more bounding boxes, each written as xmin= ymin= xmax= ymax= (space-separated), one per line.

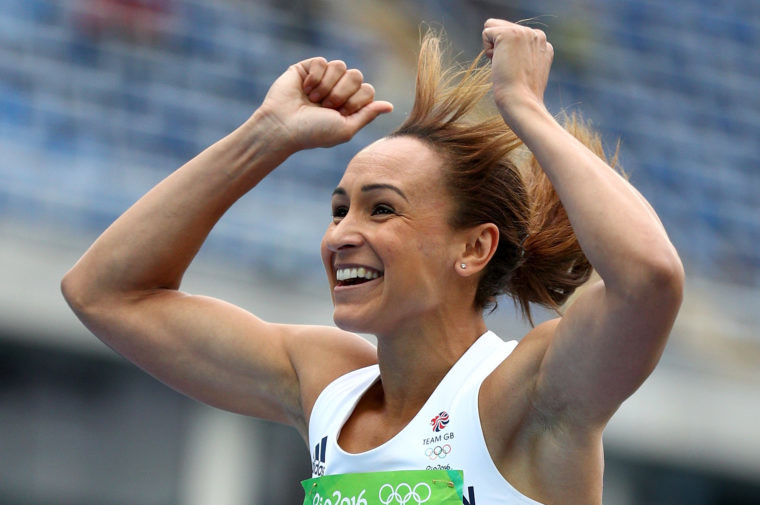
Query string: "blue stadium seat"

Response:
xmin=0 ymin=0 xmax=758 ymax=286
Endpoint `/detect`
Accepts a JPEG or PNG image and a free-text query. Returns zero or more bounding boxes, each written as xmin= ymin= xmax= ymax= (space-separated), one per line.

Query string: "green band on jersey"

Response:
xmin=302 ymin=469 xmax=464 ymax=505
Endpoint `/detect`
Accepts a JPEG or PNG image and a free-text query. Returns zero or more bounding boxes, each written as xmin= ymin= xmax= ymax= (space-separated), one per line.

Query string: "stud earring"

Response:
xmin=460 ymin=263 xmax=467 ymax=269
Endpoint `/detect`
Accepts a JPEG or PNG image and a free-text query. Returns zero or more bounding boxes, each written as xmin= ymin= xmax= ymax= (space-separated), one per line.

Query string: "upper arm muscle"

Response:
xmin=534 ymin=276 xmax=681 ymax=426
xmin=75 ymin=289 xmax=376 ymax=432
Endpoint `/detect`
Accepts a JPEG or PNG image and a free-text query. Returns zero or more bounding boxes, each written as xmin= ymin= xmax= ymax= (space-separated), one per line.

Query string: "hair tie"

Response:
xmin=518 ymin=233 xmax=530 ymax=258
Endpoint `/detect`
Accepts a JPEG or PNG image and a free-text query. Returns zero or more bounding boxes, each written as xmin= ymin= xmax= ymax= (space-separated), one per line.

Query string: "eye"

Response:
xmin=372 ymin=204 xmax=395 ymax=216
xmin=332 ymin=205 xmax=348 ymax=220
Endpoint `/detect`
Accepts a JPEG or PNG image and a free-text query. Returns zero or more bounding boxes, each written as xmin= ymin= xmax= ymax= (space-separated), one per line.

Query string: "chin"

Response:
xmin=332 ymin=311 xmax=370 ymax=334
xmin=332 ymin=306 xmax=383 ymax=335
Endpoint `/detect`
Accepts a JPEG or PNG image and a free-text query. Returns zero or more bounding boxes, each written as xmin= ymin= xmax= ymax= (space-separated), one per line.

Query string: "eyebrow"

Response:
xmin=331 ymin=183 xmax=409 ymax=202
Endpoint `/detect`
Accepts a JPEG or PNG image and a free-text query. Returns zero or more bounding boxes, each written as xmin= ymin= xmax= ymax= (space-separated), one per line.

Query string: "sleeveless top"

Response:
xmin=308 ymin=331 xmax=544 ymax=505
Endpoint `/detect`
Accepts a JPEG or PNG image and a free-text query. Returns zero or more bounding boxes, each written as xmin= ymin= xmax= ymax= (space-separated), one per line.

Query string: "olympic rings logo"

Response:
xmin=424 ymin=444 xmax=451 ymax=460
xmin=379 ymin=482 xmax=431 ymax=505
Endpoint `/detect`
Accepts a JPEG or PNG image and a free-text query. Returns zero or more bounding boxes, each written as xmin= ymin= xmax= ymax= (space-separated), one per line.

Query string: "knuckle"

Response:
xmin=330 ymin=59 xmax=347 ymax=71
xmin=347 ymin=68 xmax=363 ymax=81
xmin=310 ymin=57 xmax=327 ymax=70
xmin=505 ymin=26 xmax=520 ymax=39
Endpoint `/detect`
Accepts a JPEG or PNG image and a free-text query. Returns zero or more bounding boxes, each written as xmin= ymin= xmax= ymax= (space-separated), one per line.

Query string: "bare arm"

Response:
xmin=483 ymin=20 xmax=684 ymax=427
xmin=61 ymin=58 xmax=389 ymax=435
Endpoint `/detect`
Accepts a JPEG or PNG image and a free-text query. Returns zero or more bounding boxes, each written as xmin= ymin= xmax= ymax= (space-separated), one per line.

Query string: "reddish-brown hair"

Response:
xmin=391 ymin=31 xmax=618 ymax=323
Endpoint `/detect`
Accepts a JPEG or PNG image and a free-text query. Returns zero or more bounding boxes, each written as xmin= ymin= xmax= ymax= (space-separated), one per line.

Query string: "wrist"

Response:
xmin=495 ymin=91 xmax=549 ymax=124
xmin=495 ymin=92 xmax=554 ymax=138
xmin=205 ymin=109 xmax=295 ymax=186
xmin=243 ymin=106 xmax=300 ymax=158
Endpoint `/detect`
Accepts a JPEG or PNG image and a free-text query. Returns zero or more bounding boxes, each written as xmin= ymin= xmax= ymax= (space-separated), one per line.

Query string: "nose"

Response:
xmin=323 ymin=213 xmax=365 ymax=253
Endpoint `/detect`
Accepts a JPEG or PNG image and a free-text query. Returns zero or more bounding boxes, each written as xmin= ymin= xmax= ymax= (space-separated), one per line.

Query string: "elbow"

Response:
xmin=61 ymin=266 xmax=102 ymax=317
xmin=61 ymin=268 xmax=88 ymax=314
xmin=608 ymin=242 xmax=684 ymax=309
xmin=634 ymin=246 xmax=685 ymax=310
xmin=653 ymin=246 xmax=684 ymax=292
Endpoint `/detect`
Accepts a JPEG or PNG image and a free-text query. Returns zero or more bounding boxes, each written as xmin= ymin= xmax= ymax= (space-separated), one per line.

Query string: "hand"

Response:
xmin=256 ymin=57 xmax=393 ymax=152
xmin=482 ymin=19 xmax=553 ymax=118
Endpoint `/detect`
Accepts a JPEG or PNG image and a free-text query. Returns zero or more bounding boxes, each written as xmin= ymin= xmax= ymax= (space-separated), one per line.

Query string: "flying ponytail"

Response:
xmin=392 ymin=30 xmax=620 ymax=323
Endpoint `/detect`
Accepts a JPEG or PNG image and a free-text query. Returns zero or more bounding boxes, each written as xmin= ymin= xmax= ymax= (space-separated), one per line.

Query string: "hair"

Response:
xmin=390 ymin=30 xmax=619 ymax=324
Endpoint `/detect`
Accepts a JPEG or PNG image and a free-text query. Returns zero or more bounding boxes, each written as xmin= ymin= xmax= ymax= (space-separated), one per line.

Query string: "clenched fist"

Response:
xmin=257 ymin=57 xmax=393 ymax=152
xmin=482 ymin=19 xmax=554 ymax=119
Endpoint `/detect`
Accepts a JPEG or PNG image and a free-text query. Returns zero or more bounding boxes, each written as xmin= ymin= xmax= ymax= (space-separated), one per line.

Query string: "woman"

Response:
xmin=62 ymin=19 xmax=683 ymax=505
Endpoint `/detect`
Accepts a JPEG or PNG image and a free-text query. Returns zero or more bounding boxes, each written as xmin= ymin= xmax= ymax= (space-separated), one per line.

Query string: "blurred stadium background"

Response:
xmin=1 ymin=0 xmax=758 ymax=503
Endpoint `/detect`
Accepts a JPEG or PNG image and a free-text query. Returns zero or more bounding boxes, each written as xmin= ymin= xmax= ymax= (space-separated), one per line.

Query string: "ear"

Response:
xmin=455 ymin=223 xmax=499 ymax=277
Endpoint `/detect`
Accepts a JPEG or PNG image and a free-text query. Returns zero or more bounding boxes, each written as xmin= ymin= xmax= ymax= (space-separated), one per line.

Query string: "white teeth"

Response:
xmin=336 ymin=267 xmax=381 ymax=282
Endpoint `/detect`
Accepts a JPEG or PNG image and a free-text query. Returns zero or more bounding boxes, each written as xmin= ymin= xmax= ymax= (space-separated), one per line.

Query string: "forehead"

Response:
xmin=338 ymin=136 xmax=447 ymax=199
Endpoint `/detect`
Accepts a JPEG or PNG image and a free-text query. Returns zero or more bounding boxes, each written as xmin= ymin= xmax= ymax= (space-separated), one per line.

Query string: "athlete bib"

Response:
xmin=302 ymin=469 xmax=464 ymax=505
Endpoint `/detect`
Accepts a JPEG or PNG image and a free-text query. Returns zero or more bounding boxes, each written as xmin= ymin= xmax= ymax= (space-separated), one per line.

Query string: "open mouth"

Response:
xmin=336 ymin=266 xmax=383 ymax=287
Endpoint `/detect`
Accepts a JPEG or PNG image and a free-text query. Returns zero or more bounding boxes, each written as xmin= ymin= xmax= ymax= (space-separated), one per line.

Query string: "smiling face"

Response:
xmin=320 ymin=136 xmax=465 ymax=336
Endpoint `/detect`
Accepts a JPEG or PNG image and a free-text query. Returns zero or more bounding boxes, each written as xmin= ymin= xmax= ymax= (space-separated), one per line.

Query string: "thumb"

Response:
xmin=345 ymin=100 xmax=394 ymax=132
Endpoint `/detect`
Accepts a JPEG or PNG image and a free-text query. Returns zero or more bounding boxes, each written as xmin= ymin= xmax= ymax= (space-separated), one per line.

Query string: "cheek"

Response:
xmin=416 ymin=224 xmax=457 ymax=262
xmin=390 ymin=237 xmax=454 ymax=291
xmin=319 ymin=235 xmax=331 ymax=272
xmin=417 ymin=236 xmax=444 ymax=256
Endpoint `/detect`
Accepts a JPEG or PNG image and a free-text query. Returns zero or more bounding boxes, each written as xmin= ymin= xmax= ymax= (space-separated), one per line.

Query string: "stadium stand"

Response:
xmin=1 ymin=0 xmax=757 ymax=287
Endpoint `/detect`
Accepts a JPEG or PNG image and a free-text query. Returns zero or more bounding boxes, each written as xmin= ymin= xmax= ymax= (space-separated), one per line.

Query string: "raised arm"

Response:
xmin=483 ymin=20 xmax=684 ymax=427
xmin=61 ymin=58 xmax=390 ymax=435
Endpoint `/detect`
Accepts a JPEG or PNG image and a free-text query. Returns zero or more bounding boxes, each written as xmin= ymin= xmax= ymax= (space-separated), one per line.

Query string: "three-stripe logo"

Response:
xmin=312 ymin=436 xmax=327 ymax=476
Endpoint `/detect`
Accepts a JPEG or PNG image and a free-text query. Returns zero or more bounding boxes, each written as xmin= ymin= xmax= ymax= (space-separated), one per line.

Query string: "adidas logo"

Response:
xmin=312 ymin=436 xmax=327 ymax=476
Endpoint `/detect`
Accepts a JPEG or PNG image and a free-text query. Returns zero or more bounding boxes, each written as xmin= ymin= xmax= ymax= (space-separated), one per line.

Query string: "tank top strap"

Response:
xmin=309 ymin=364 xmax=380 ymax=441
xmin=429 ymin=331 xmax=517 ymax=405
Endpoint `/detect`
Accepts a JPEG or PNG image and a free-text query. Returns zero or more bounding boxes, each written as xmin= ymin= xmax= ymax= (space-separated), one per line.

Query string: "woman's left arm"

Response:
xmin=484 ymin=19 xmax=684 ymax=427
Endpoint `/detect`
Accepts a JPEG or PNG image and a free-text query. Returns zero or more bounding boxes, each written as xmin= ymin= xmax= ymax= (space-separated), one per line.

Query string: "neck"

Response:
xmin=372 ymin=311 xmax=487 ymax=418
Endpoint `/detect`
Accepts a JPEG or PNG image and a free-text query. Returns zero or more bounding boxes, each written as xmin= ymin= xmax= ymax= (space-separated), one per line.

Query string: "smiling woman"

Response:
xmin=61 ymin=19 xmax=683 ymax=505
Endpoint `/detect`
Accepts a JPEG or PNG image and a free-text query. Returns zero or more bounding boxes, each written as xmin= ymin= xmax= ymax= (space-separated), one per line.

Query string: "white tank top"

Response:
xmin=308 ymin=331 xmax=544 ymax=505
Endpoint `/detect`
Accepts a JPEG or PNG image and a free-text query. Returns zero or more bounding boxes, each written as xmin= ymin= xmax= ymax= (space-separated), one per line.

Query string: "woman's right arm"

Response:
xmin=61 ymin=58 xmax=390 ymax=436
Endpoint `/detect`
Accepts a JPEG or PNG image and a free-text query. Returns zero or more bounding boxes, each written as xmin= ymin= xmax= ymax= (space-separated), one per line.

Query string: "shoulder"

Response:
xmin=277 ymin=324 xmax=378 ymax=424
